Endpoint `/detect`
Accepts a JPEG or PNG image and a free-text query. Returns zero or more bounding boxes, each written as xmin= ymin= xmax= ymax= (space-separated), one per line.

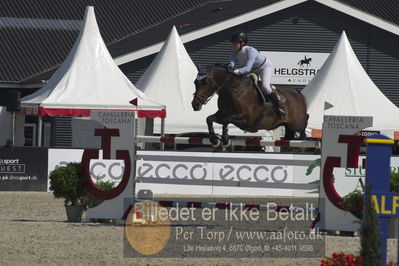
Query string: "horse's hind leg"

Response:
xmin=221 ymin=124 xmax=232 ymax=148
xmin=207 ymin=113 xmax=222 ymax=148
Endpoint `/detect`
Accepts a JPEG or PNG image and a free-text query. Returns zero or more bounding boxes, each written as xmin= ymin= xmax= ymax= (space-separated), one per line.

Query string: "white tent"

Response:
xmin=302 ymin=31 xmax=399 ymax=137
xmin=22 ymin=6 xmax=164 ymax=117
xmin=136 ymin=26 xmax=266 ymax=136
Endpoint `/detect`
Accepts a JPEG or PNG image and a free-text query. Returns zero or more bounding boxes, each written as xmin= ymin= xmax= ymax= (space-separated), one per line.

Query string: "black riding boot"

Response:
xmin=269 ymin=90 xmax=285 ymax=118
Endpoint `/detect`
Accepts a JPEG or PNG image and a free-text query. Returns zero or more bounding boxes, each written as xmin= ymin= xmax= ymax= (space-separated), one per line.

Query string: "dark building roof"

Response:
xmin=336 ymin=0 xmax=399 ymax=25
xmin=0 ymin=0 xmax=398 ymax=84
xmin=108 ymin=0 xmax=281 ymax=59
xmin=0 ymin=0 xmax=207 ymax=83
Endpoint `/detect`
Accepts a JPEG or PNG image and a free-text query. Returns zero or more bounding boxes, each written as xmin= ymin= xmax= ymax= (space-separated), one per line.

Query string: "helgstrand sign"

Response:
xmin=261 ymin=51 xmax=329 ymax=85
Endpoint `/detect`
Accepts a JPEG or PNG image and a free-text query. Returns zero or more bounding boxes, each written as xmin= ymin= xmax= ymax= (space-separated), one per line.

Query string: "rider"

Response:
xmin=228 ymin=31 xmax=285 ymax=117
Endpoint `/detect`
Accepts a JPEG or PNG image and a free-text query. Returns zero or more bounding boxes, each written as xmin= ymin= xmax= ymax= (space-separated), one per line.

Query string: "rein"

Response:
xmin=194 ymin=70 xmax=230 ymax=105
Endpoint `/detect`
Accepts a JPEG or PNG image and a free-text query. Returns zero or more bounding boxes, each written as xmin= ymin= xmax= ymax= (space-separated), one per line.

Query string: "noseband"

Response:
xmin=194 ymin=70 xmax=230 ymax=105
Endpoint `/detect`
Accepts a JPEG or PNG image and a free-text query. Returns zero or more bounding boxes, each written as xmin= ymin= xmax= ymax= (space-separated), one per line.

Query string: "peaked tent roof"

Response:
xmin=302 ymin=31 xmax=399 ymax=136
xmin=21 ymin=6 xmax=165 ymax=118
xmin=135 ymin=26 xmax=219 ymax=134
xmin=135 ymin=26 xmax=263 ymax=136
xmin=3 ymin=0 xmax=399 ymax=83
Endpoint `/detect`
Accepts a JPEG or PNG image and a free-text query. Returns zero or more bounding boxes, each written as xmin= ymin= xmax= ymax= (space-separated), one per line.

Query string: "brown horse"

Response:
xmin=192 ymin=64 xmax=309 ymax=147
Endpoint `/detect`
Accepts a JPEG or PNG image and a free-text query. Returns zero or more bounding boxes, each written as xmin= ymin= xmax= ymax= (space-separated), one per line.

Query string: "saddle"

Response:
xmin=247 ymin=73 xmax=285 ymax=104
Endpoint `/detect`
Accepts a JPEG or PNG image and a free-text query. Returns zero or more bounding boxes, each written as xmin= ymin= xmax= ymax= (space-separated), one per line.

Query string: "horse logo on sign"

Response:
xmin=297 ymin=55 xmax=312 ymax=67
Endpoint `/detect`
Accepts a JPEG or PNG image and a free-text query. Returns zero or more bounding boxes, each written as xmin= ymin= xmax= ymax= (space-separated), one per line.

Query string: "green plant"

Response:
xmin=341 ymin=190 xmax=363 ymax=209
xmin=360 ymin=186 xmax=382 ymax=265
xmin=341 ymin=190 xmax=363 ymax=219
xmin=50 ymin=163 xmax=118 ymax=212
xmin=49 ymin=162 xmax=87 ymax=208
xmin=83 ymin=180 xmax=116 ymax=209
xmin=390 ymin=171 xmax=399 ymax=192
xmin=96 ymin=180 xmax=115 ymax=191
xmin=340 ymin=171 xmax=399 ymax=214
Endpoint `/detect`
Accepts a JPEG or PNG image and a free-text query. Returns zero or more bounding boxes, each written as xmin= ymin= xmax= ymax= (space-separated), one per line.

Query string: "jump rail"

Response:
xmin=136 ymin=136 xmax=320 ymax=148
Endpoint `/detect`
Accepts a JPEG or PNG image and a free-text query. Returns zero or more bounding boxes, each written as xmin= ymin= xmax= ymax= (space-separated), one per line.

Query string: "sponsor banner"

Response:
xmin=47 ymin=149 xmax=123 ymax=191
xmin=47 ymin=149 xmax=319 ymax=196
xmin=261 ymin=51 xmax=329 ymax=85
xmin=325 ymin=156 xmax=399 ymax=201
xmin=211 ymin=153 xmax=294 ymax=196
xmin=359 ymin=130 xmax=380 ymax=137
xmin=136 ymin=151 xmax=319 ymax=197
xmin=46 ymin=149 xmax=399 ymax=197
xmin=345 ymin=156 xmax=399 ymax=181
xmin=0 ymin=147 xmax=48 ymax=191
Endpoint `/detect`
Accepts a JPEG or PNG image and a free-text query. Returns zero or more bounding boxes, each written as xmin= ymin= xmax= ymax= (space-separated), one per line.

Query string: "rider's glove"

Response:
xmin=233 ymin=69 xmax=240 ymax=75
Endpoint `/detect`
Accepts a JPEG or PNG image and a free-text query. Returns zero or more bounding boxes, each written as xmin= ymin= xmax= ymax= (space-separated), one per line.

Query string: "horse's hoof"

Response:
xmin=212 ymin=139 xmax=221 ymax=149
xmin=223 ymin=139 xmax=232 ymax=148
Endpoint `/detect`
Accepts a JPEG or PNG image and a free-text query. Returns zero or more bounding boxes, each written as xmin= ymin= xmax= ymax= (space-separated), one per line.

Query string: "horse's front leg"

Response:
xmin=206 ymin=113 xmax=222 ymax=148
xmin=221 ymin=124 xmax=231 ymax=148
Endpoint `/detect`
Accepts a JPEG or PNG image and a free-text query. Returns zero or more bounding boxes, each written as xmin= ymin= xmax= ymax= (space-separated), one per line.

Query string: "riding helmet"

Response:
xmin=230 ymin=31 xmax=248 ymax=44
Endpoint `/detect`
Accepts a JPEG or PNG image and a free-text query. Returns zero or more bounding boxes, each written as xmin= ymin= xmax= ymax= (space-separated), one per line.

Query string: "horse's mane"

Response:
xmin=200 ymin=63 xmax=252 ymax=84
xmin=213 ymin=63 xmax=228 ymax=69
xmin=212 ymin=63 xmax=249 ymax=82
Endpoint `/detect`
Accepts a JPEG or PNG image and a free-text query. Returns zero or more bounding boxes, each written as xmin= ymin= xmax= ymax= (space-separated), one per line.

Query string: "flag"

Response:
xmin=324 ymin=101 xmax=333 ymax=111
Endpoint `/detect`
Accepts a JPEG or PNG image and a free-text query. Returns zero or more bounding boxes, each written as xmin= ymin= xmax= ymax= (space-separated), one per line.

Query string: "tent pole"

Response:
xmin=160 ymin=118 xmax=165 ymax=150
xmin=37 ymin=116 xmax=42 ymax=147
xmin=132 ymin=111 xmax=138 ymax=208
xmin=11 ymin=112 xmax=16 ymax=147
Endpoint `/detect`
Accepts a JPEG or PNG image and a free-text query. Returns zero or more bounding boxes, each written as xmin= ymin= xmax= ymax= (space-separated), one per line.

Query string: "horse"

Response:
xmin=298 ymin=56 xmax=312 ymax=67
xmin=191 ymin=64 xmax=309 ymax=148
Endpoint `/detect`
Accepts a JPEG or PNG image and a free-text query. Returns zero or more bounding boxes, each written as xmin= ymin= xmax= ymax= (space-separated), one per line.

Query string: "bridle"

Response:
xmin=193 ymin=69 xmax=230 ymax=105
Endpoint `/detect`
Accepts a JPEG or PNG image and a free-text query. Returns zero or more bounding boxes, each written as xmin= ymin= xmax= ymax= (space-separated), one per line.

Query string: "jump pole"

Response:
xmin=135 ymin=135 xmax=320 ymax=148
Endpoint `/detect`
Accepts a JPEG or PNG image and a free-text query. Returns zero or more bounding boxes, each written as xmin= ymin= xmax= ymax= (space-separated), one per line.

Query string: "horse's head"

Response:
xmin=192 ymin=64 xmax=225 ymax=111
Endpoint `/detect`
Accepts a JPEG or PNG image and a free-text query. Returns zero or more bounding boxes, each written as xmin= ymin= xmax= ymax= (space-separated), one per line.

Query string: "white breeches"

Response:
xmin=255 ymin=59 xmax=273 ymax=95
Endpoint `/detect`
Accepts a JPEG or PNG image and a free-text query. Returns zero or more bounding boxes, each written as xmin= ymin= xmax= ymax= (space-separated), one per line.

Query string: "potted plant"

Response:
xmin=340 ymin=172 xmax=399 ymax=236
xmin=86 ymin=180 xmax=115 ymax=207
xmin=341 ymin=190 xmax=363 ymax=219
xmin=49 ymin=162 xmax=88 ymax=222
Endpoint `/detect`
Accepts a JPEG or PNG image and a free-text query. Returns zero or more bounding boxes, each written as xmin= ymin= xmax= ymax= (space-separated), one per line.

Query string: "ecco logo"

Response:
xmin=138 ymin=163 xmax=288 ymax=183
xmin=55 ymin=161 xmax=125 ymax=181
xmin=138 ymin=163 xmax=207 ymax=180
xmin=90 ymin=162 xmax=124 ymax=181
xmin=218 ymin=165 xmax=288 ymax=183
